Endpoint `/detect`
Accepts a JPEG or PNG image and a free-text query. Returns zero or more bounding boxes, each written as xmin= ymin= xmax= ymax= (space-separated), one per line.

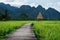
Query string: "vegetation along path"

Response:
xmin=5 ymin=23 xmax=37 ymax=40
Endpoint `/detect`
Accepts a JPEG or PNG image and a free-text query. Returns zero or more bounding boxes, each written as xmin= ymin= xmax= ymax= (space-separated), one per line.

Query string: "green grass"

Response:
xmin=0 ymin=20 xmax=60 ymax=40
xmin=0 ymin=21 xmax=28 ymax=39
xmin=33 ymin=21 xmax=60 ymax=40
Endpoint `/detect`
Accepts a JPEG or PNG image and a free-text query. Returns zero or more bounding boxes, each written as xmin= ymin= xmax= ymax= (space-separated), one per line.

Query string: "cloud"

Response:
xmin=4 ymin=2 xmax=25 ymax=7
xmin=44 ymin=2 xmax=60 ymax=12
xmin=47 ymin=2 xmax=60 ymax=11
xmin=54 ymin=2 xmax=60 ymax=12
xmin=0 ymin=0 xmax=6 ymax=2
xmin=1 ymin=0 xmax=26 ymax=7
xmin=0 ymin=0 xmax=60 ymax=12
xmin=6 ymin=0 xmax=14 ymax=2
xmin=3 ymin=0 xmax=38 ymax=7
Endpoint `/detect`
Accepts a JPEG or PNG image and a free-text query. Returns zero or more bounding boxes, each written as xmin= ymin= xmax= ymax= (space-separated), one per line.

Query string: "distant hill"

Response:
xmin=45 ymin=8 xmax=60 ymax=19
xmin=0 ymin=3 xmax=60 ymax=20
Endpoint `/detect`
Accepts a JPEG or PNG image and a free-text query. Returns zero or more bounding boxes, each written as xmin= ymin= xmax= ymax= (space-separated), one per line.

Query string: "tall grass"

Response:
xmin=33 ymin=21 xmax=60 ymax=40
xmin=0 ymin=21 xmax=28 ymax=39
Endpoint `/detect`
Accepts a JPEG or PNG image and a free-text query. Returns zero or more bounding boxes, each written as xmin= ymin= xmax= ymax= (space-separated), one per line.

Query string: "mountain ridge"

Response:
xmin=0 ymin=3 xmax=60 ymax=20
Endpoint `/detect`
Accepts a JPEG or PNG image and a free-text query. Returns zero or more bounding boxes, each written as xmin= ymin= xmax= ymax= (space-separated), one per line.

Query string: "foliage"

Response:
xmin=0 ymin=9 xmax=11 ymax=20
xmin=20 ymin=13 xmax=28 ymax=20
xmin=0 ymin=14 xmax=2 ymax=20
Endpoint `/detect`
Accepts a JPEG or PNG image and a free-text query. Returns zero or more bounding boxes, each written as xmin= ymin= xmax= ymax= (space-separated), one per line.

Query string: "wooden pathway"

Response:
xmin=5 ymin=23 xmax=37 ymax=40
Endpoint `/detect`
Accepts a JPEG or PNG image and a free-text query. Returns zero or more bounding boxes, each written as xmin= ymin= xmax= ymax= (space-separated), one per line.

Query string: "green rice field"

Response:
xmin=0 ymin=21 xmax=60 ymax=40
xmin=0 ymin=21 xmax=28 ymax=39
xmin=32 ymin=21 xmax=60 ymax=40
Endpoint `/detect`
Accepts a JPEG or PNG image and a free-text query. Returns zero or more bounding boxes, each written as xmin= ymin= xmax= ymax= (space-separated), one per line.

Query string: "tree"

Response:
xmin=20 ymin=13 xmax=28 ymax=20
xmin=0 ymin=13 xmax=2 ymax=20
xmin=1 ymin=9 xmax=10 ymax=20
xmin=5 ymin=9 xmax=8 ymax=19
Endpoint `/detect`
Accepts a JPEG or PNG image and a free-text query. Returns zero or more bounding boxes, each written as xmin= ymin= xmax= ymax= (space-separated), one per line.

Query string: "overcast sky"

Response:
xmin=0 ymin=0 xmax=60 ymax=12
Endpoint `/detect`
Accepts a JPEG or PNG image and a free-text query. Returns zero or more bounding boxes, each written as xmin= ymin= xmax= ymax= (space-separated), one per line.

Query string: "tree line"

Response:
xmin=0 ymin=10 xmax=29 ymax=21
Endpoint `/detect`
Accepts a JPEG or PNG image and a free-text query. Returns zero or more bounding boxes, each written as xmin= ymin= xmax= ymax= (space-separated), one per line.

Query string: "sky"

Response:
xmin=0 ymin=0 xmax=60 ymax=12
